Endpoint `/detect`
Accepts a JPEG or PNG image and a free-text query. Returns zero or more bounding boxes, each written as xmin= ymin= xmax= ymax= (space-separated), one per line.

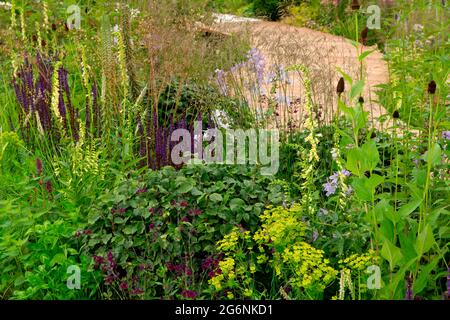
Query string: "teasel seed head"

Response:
xmin=393 ymin=110 xmax=400 ymax=119
xmin=361 ymin=27 xmax=369 ymax=45
xmin=336 ymin=77 xmax=345 ymax=95
xmin=351 ymin=0 xmax=361 ymax=10
xmin=358 ymin=96 xmax=364 ymax=104
xmin=427 ymin=80 xmax=437 ymax=94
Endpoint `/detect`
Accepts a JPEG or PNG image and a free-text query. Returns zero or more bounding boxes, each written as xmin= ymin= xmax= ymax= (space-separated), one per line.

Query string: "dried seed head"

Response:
xmin=336 ymin=77 xmax=345 ymax=95
xmin=358 ymin=96 xmax=364 ymax=104
xmin=393 ymin=110 xmax=400 ymax=119
xmin=51 ymin=23 xmax=57 ymax=31
xmin=428 ymin=80 xmax=437 ymax=94
xmin=351 ymin=0 xmax=361 ymax=10
xmin=361 ymin=27 xmax=369 ymax=45
xmin=370 ymin=131 xmax=377 ymax=139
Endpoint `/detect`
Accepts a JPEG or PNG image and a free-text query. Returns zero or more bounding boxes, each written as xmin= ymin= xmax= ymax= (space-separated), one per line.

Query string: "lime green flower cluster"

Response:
xmin=209 ymin=257 xmax=235 ymax=291
xmin=280 ymin=242 xmax=338 ymax=290
xmin=211 ymin=205 xmax=338 ymax=298
xmin=209 ymin=256 xmax=254 ymax=298
xmin=338 ymin=250 xmax=378 ymax=272
xmin=216 ymin=227 xmax=251 ymax=253
xmin=253 ymin=204 xmax=306 ymax=248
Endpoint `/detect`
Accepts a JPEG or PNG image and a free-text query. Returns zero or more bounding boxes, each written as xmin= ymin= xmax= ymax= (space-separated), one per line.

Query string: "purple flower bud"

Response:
xmin=36 ymin=158 xmax=43 ymax=175
xmin=181 ymin=290 xmax=198 ymax=299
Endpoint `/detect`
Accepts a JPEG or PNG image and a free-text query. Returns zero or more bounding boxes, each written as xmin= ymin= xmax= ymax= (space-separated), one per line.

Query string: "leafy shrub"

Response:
xmin=82 ymin=164 xmax=285 ymax=299
xmin=252 ymin=0 xmax=286 ymax=20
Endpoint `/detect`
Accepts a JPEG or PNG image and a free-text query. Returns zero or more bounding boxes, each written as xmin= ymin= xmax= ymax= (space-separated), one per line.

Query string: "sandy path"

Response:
xmin=212 ymin=15 xmax=390 ymax=128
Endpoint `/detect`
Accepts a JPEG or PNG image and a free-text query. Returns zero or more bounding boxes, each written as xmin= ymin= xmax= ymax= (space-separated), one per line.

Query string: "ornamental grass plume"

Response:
xmin=50 ymin=61 xmax=64 ymax=129
xmin=42 ymin=1 xmax=49 ymax=30
xmin=287 ymin=65 xmax=321 ymax=216
xmin=10 ymin=0 xmax=16 ymax=30
xmin=114 ymin=27 xmax=130 ymax=102
xmin=19 ymin=6 xmax=26 ymax=42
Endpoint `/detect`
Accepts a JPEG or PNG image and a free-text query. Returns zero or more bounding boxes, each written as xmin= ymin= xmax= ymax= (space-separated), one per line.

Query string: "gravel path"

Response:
xmin=212 ymin=14 xmax=390 ymax=127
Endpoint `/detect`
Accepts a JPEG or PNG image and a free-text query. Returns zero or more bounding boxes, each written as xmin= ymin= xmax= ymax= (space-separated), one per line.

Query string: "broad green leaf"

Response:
xmin=229 ymin=198 xmax=245 ymax=211
xmin=123 ymin=225 xmax=137 ymax=235
xmin=352 ymin=177 xmax=371 ymax=201
xmin=397 ymin=199 xmax=422 ymax=219
xmin=361 ymin=140 xmax=379 ymax=171
xmin=381 ymin=239 xmax=403 ymax=271
xmin=414 ymin=259 xmax=440 ymax=295
xmin=336 ymin=66 xmax=353 ymax=85
xmin=350 ymin=80 xmax=365 ymax=100
xmin=50 ymin=253 xmax=67 ymax=267
xmin=398 ymin=232 xmax=418 ymax=262
xmin=177 ymin=180 xmax=194 ymax=194
xmin=415 ymin=224 xmax=435 ymax=256
xmin=422 ymin=143 xmax=442 ymax=167
xmin=358 ymin=49 xmax=375 ymax=61
xmin=209 ymin=193 xmax=223 ymax=202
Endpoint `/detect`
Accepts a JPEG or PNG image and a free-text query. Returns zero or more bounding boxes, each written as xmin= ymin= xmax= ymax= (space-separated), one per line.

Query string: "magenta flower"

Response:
xmin=181 ymin=290 xmax=198 ymax=299
xmin=131 ymin=288 xmax=144 ymax=295
xmin=36 ymin=158 xmax=43 ymax=175
xmin=93 ymin=255 xmax=104 ymax=267
xmin=149 ymin=223 xmax=155 ymax=230
xmin=188 ymin=208 xmax=202 ymax=216
xmin=83 ymin=229 xmax=93 ymax=235
xmin=45 ymin=180 xmax=53 ymax=194
xmin=119 ymin=282 xmax=129 ymax=290
xmin=136 ymin=188 xmax=147 ymax=195
xmin=179 ymin=200 xmax=189 ymax=207
xmin=181 ymin=216 xmax=190 ymax=223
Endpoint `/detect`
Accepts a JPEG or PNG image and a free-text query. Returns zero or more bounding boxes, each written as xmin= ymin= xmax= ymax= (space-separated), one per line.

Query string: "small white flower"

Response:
xmin=412 ymin=24 xmax=424 ymax=33
xmin=0 ymin=1 xmax=12 ymax=10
